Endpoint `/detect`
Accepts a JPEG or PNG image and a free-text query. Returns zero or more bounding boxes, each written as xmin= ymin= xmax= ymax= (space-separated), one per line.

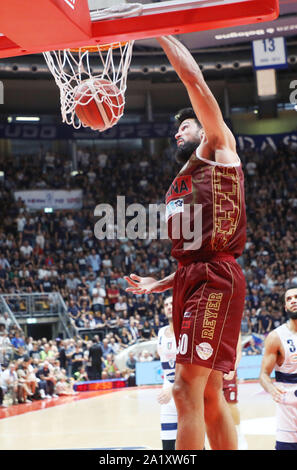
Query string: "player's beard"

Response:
xmin=175 ymin=140 xmax=200 ymax=165
xmin=287 ymin=308 xmax=297 ymax=320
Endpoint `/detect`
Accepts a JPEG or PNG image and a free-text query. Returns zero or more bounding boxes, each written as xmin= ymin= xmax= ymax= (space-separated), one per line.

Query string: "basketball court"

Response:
xmin=0 ymin=381 xmax=276 ymax=450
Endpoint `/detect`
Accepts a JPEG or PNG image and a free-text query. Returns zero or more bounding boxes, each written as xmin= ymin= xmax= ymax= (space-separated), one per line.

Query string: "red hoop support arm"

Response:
xmin=0 ymin=0 xmax=279 ymax=59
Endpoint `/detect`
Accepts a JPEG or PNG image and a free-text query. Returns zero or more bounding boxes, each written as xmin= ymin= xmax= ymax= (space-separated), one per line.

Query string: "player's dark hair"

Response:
xmin=285 ymin=284 xmax=297 ymax=297
xmin=174 ymin=107 xmax=201 ymax=128
xmin=163 ymin=293 xmax=173 ymax=302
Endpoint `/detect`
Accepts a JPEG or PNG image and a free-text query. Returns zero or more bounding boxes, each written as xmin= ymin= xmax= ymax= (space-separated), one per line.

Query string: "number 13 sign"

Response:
xmin=252 ymin=37 xmax=288 ymax=70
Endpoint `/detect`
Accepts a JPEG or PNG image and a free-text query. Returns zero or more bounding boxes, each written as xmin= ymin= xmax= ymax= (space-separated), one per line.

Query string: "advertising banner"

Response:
xmin=14 ymin=189 xmax=83 ymax=210
xmin=1 ymin=121 xmax=297 ymax=151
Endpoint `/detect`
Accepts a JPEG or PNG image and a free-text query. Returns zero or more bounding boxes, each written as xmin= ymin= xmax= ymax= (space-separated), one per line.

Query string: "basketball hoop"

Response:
xmin=43 ymin=40 xmax=134 ymax=129
xmin=42 ymin=3 xmax=143 ymax=129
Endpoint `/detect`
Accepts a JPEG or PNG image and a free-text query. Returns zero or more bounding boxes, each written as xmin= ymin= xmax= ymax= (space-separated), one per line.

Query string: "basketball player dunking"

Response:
xmin=125 ymin=35 xmax=246 ymax=450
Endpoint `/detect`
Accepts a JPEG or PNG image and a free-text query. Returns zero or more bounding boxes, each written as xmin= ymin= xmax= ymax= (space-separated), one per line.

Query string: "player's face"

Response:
xmin=285 ymin=288 xmax=297 ymax=319
xmin=164 ymin=296 xmax=173 ymax=320
xmin=174 ymin=119 xmax=202 ymax=164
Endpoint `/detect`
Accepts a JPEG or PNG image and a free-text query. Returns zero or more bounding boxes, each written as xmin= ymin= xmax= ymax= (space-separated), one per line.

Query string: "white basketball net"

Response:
xmin=43 ymin=41 xmax=134 ymax=129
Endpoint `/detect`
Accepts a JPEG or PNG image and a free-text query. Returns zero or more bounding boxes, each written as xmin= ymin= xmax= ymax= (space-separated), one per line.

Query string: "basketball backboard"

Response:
xmin=0 ymin=0 xmax=279 ymax=59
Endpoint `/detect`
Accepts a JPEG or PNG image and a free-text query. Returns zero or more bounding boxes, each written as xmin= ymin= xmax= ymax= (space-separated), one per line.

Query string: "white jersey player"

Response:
xmin=260 ymin=285 xmax=297 ymax=450
xmin=157 ymin=295 xmax=177 ymax=450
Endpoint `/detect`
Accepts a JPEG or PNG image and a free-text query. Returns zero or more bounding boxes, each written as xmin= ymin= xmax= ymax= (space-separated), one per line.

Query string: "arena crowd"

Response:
xmin=0 ymin=137 xmax=296 ymax=406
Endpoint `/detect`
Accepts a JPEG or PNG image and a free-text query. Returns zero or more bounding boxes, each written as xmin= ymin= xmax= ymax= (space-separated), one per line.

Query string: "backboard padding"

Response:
xmin=0 ymin=0 xmax=279 ymax=58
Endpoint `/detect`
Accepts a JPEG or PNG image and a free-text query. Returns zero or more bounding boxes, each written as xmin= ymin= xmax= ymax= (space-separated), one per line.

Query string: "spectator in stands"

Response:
xmin=81 ymin=311 xmax=97 ymax=329
xmin=101 ymin=337 xmax=114 ymax=359
xmin=55 ymin=371 xmax=77 ymax=396
xmin=128 ymin=316 xmax=140 ymax=343
xmin=108 ymin=334 xmax=122 ymax=355
xmin=67 ymin=299 xmax=84 ymax=329
xmin=10 ymin=330 xmax=26 ymax=356
xmin=249 ymin=309 xmax=259 ymax=333
xmin=20 ymin=240 xmax=33 ymax=259
xmin=0 ymin=312 xmax=12 ymax=333
xmin=73 ymin=365 xmax=89 ymax=382
xmin=87 ymin=248 xmax=101 ymax=274
xmin=16 ymin=358 xmax=33 ymax=403
xmin=22 ymin=356 xmax=38 ymax=399
xmin=126 ymin=351 xmax=137 ymax=373
xmin=114 ymin=295 xmax=128 ymax=314
xmin=91 ymin=281 xmax=106 ymax=314
xmin=65 ymin=339 xmax=76 ymax=377
xmin=29 ymin=341 xmax=42 ymax=362
xmin=87 ymin=335 xmax=103 ymax=380
xmin=102 ymin=353 xmax=121 ymax=379
xmin=94 ymin=311 xmax=108 ymax=331
xmin=139 ymin=319 xmax=156 ymax=341
xmin=0 ymin=370 xmax=4 ymax=407
xmin=56 ymin=338 xmax=67 ymax=370
xmin=0 ymin=252 xmax=10 ymax=271
xmin=136 ymin=297 xmax=147 ymax=317
xmin=0 ymin=361 xmax=18 ymax=405
xmin=240 ymin=310 xmax=252 ymax=335
xmin=77 ymin=288 xmax=92 ymax=310
xmin=102 ymin=253 xmax=112 ymax=270
xmin=138 ymin=350 xmax=153 ymax=362
xmin=126 ymin=297 xmax=137 ymax=317
xmin=0 ymin=321 xmax=12 ymax=367
xmin=39 ymin=342 xmax=57 ymax=362
xmin=70 ymin=344 xmax=84 ymax=378
xmin=66 ymin=272 xmax=80 ymax=292
xmin=245 ymin=337 xmax=262 ymax=356
xmin=106 ymin=282 xmax=120 ymax=307
xmin=271 ymin=310 xmax=284 ymax=330
xmin=116 ymin=326 xmax=134 ymax=349
xmin=35 ymin=361 xmax=57 ymax=399
xmin=258 ymin=309 xmax=273 ymax=336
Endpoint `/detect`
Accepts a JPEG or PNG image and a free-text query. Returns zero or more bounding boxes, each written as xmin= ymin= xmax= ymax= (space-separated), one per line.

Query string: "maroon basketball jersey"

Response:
xmin=165 ymin=149 xmax=246 ymax=265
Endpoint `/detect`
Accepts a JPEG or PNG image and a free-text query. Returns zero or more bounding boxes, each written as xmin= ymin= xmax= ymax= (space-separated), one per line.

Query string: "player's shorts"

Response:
xmin=172 ymin=253 xmax=245 ymax=374
xmin=276 ymin=441 xmax=297 ymax=450
xmin=223 ymin=372 xmax=238 ymax=403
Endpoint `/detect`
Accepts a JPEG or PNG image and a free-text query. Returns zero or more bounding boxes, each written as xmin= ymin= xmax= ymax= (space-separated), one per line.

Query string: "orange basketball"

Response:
xmin=74 ymin=78 xmax=124 ymax=131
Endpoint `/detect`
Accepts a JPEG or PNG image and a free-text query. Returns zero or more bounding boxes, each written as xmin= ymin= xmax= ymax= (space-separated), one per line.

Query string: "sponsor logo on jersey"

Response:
xmin=165 ymin=198 xmax=184 ymax=221
xmin=196 ymin=342 xmax=213 ymax=361
xmin=201 ymin=292 xmax=223 ymax=340
xmin=166 ymin=175 xmax=192 ymax=204
xmin=182 ymin=311 xmax=192 ymax=330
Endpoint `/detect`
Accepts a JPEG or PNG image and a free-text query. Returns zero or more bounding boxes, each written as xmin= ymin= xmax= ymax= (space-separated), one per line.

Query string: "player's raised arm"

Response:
xmin=157 ymin=35 xmax=236 ymax=151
